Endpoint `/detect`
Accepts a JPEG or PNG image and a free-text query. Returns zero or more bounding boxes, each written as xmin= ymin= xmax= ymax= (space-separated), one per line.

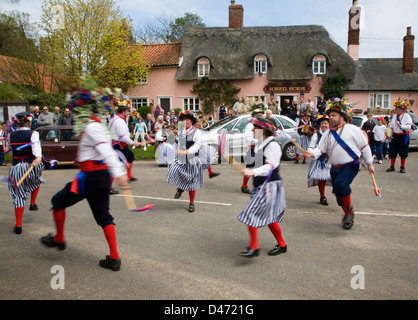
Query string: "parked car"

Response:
xmin=36 ymin=125 xmax=79 ymax=165
xmin=202 ymin=114 xmax=299 ymax=162
xmin=350 ymin=114 xmax=418 ymax=148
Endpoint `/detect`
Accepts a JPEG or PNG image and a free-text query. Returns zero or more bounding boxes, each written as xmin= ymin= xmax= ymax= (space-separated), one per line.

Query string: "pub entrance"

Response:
xmin=278 ymin=95 xmax=297 ymax=115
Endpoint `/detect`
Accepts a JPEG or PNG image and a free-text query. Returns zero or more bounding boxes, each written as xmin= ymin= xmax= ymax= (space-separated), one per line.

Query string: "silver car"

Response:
xmin=351 ymin=114 xmax=418 ymax=148
xmin=202 ymin=114 xmax=299 ymax=162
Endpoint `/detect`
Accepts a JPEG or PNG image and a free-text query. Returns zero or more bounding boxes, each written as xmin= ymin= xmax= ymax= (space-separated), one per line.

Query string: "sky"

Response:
xmin=1 ymin=0 xmax=418 ymax=59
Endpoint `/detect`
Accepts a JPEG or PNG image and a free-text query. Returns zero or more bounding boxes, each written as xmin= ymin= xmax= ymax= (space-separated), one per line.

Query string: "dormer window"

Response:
xmin=198 ymin=57 xmax=210 ymax=78
xmin=313 ymin=54 xmax=326 ymax=75
xmin=254 ymin=54 xmax=267 ymax=74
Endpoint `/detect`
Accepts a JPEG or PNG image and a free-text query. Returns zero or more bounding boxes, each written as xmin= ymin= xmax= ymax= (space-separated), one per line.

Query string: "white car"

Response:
xmin=351 ymin=114 xmax=418 ymax=148
xmin=202 ymin=114 xmax=299 ymax=162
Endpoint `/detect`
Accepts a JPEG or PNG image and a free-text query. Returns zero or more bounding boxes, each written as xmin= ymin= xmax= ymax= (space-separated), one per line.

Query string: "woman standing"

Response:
xmin=307 ymin=115 xmax=332 ymax=205
xmin=133 ymin=117 xmax=147 ymax=151
xmin=166 ymin=111 xmax=204 ymax=212
xmin=238 ymin=118 xmax=287 ymax=258
xmin=294 ymin=112 xmax=312 ymax=164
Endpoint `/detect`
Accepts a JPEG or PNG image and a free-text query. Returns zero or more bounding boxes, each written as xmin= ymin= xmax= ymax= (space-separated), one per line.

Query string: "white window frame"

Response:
xmin=136 ymin=73 xmax=148 ymax=85
xmin=246 ymin=95 xmax=267 ymax=105
xmin=254 ymin=54 xmax=268 ymax=74
xmin=197 ymin=57 xmax=210 ymax=78
xmin=312 ymin=54 xmax=327 ymax=75
xmin=183 ymin=97 xmax=200 ymax=112
xmin=369 ymin=92 xmax=391 ymax=109
xmin=131 ymin=97 xmax=148 ymax=109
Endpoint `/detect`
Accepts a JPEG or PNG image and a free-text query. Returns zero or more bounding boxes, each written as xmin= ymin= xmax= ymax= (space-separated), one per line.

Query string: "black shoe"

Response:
xmin=320 ymin=197 xmax=329 ymax=205
xmin=268 ymin=244 xmax=287 ymax=256
xmin=129 ymin=177 xmax=138 ymax=182
xmin=342 ymin=213 xmax=355 ymax=230
xmin=294 ymin=159 xmax=299 ymax=164
xmin=174 ymin=189 xmax=183 ymax=199
xmin=241 ymin=186 xmax=251 ymax=194
xmin=189 ymin=203 xmax=195 ymax=212
xmin=40 ymin=234 xmax=66 ymax=251
xmin=99 ymin=255 xmax=121 ymax=271
xmin=386 ymin=166 xmax=395 ymax=172
xmin=14 ymin=226 xmax=22 ymax=234
xmin=29 ymin=204 xmax=38 ymax=211
xmin=209 ymin=172 xmax=220 ymax=179
xmin=240 ymin=247 xmax=259 ymax=258
xmin=400 ymin=167 xmax=405 ymax=173
xmin=302 ymin=159 xmax=306 ymax=164
xmin=109 ymin=188 xmax=119 ymax=195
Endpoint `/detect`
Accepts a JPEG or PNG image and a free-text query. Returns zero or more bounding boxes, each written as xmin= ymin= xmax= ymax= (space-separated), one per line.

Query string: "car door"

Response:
xmin=228 ymin=116 xmax=250 ymax=158
xmin=58 ymin=126 xmax=79 ymax=162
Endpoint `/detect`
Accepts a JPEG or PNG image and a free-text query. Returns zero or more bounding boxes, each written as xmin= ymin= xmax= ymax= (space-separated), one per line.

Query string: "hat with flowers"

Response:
xmin=393 ymin=98 xmax=409 ymax=110
xmin=250 ymin=103 xmax=265 ymax=116
xmin=325 ymin=97 xmax=353 ymax=121
xmin=178 ymin=110 xmax=197 ymax=124
xmin=251 ymin=117 xmax=277 ymax=133
xmin=12 ymin=112 xmax=33 ymax=127
xmin=316 ymin=114 xmax=330 ymax=124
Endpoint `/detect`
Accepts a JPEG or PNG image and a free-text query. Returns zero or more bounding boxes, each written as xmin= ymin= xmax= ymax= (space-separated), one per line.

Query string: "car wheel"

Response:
xmin=282 ymin=143 xmax=296 ymax=161
xmin=212 ymin=148 xmax=220 ymax=164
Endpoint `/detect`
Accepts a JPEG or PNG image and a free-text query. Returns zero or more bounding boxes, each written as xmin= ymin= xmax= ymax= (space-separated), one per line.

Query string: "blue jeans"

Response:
xmin=374 ymin=141 xmax=383 ymax=161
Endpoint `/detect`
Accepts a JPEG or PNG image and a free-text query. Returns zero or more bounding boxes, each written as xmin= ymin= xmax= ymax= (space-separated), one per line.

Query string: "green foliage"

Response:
xmin=0 ymin=83 xmax=22 ymax=100
xmin=191 ymin=78 xmax=241 ymax=115
xmin=320 ymin=70 xmax=350 ymax=100
xmin=27 ymin=92 xmax=66 ymax=109
xmin=169 ymin=13 xmax=205 ymax=42
xmin=137 ymin=105 xmax=152 ymax=119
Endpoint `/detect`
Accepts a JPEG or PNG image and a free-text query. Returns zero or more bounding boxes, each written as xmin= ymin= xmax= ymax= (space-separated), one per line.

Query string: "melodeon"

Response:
xmin=302 ymin=124 xmax=316 ymax=136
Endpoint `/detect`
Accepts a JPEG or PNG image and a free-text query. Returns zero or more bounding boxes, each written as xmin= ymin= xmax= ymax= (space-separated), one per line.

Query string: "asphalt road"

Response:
xmin=1 ymin=151 xmax=418 ymax=302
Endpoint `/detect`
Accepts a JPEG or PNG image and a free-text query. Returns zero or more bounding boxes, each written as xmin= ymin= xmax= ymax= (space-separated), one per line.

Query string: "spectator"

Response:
xmin=37 ymin=106 xmax=55 ymax=127
xmin=154 ymin=115 xmax=164 ymax=132
xmin=219 ymin=103 xmax=227 ymax=120
xmin=31 ymin=106 xmax=40 ymax=129
xmin=144 ymin=113 xmax=154 ymax=134
xmin=317 ymin=95 xmax=326 ymax=115
xmin=153 ymin=104 xmax=164 ymax=120
xmin=58 ymin=108 xmax=75 ymax=126
xmin=53 ymin=106 xmax=61 ymax=125
xmin=0 ymin=122 xmax=6 ymax=166
xmin=362 ymin=113 xmax=375 ymax=155
xmin=232 ymin=98 xmax=244 ymax=115
xmin=133 ymin=117 xmax=147 ymax=151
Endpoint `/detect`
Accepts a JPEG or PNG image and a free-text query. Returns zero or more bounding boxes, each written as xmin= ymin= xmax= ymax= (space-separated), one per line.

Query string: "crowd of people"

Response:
xmin=2 ymin=88 xmax=414 ymax=270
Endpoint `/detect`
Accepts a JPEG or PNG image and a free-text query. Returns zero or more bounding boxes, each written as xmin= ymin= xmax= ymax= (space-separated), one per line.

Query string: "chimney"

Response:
xmin=229 ymin=0 xmax=244 ymax=29
xmin=347 ymin=0 xmax=361 ymax=60
xmin=403 ymin=27 xmax=415 ymax=73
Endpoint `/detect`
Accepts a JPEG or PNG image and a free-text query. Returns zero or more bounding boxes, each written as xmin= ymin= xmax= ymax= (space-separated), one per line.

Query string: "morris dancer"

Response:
xmin=41 ymin=87 xmax=129 ymax=271
xmin=307 ymin=115 xmax=332 ymax=205
xmin=166 ymin=111 xmax=206 ymax=212
xmin=7 ymin=112 xmax=44 ymax=234
xmin=241 ymin=104 xmax=264 ymax=194
xmin=304 ymin=98 xmax=374 ymax=229
xmin=109 ymin=96 xmax=140 ymax=182
xmin=386 ymin=99 xmax=413 ymax=173
xmin=238 ymin=118 xmax=287 ymax=258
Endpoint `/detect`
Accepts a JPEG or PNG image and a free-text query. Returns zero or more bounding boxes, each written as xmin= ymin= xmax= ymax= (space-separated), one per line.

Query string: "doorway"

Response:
xmin=159 ymin=97 xmax=171 ymax=114
xmin=278 ymin=95 xmax=297 ymax=114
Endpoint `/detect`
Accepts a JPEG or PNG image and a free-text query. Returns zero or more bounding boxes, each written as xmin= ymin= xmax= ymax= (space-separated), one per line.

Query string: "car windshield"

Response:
xmin=407 ymin=111 xmax=418 ymax=124
xmin=350 ymin=117 xmax=363 ymax=127
xmin=203 ymin=116 xmax=239 ymax=132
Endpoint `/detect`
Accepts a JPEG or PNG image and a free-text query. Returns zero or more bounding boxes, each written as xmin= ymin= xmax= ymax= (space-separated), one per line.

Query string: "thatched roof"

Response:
xmin=346 ymin=58 xmax=418 ymax=91
xmin=175 ymin=25 xmax=357 ymax=81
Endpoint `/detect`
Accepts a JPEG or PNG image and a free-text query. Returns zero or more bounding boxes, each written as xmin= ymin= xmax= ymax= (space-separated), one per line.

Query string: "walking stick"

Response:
xmin=16 ymin=166 xmax=34 ymax=187
xmin=218 ymin=130 xmax=244 ymax=172
xmin=370 ymin=172 xmax=381 ymax=198
xmin=122 ymin=188 xmax=136 ymax=210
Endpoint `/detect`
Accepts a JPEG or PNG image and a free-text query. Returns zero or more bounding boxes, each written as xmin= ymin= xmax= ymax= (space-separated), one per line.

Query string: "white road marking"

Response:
xmin=115 ymin=194 xmax=232 ymax=206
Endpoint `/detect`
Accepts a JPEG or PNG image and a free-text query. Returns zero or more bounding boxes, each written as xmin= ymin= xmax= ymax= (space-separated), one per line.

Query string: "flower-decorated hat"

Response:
xmin=316 ymin=114 xmax=330 ymax=124
xmin=12 ymin=112 xmax=33 ymax=126
xmin=112 ymin=89 xmax=131 ymax=112
xmin=251 ymin=117 xmax=277 ymax=133
xmin=393 ymin=98 xmax=409 ymax=110
xmin=250 ymin=103 xmax=265 ymax=116
xmin=325 ymin=97 xmax=353 ymax=121
xmin=178 ymin=110 xmax=197 ymax=124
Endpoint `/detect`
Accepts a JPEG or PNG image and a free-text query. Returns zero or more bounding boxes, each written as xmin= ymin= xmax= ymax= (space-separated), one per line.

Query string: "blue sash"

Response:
xmin=397 ymin=115 xmax=410 ymax=145
xmin=330 ymin=129 xmax=359 ymax=164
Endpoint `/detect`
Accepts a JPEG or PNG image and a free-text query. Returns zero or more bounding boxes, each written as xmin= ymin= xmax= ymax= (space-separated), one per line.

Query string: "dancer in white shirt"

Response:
xmin=305 ymin=98 xmax=374 ymax=229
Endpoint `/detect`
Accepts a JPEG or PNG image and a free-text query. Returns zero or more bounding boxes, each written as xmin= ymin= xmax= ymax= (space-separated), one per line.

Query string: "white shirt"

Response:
xmin=244 ymin=122 xmax=257 ymax=146
xmin=372 ymin=124 xmax=386 ymax=142
xmin=390 ymin=112 xmax=412 ymax=134
xmin=310 ymin=124 xmax=373 ymax=166
xmin=7 ymin=127 xmax=42 ymax=158
xmin=180 ymin=126 xmax=202 ymax=155
xmin=77 ymin=121 xmax=126 ymax=178
xmin=308 ymin=129 xmax=327 ymax=149
xmin=109 ymin=114 xmax=134 ymax=145
xmin=253 ymin=136 xmax=282 ymax=177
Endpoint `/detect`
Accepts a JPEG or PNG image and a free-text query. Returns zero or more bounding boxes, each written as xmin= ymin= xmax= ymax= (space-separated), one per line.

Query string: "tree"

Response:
xmin=169 ymin=13 xmax=205 ymax=42
xmin=320 ymin=69 xmax=350 ymax=100
xmin=191 ymin=78 xmax=240 ymax=115
xmin=40 ymin=0 xmax=134 ymax=79
xmin=134 ymin=12 xmax=205 ymax=44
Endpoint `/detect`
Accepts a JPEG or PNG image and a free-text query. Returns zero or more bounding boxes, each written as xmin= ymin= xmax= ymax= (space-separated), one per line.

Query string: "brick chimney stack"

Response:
xmin=403 ymin=27 xmax=415 ymax=73
xmin=229 ymin=0 xmax=244 ymax=29
xmin=347 ymin=0 xmax=361 ymax=60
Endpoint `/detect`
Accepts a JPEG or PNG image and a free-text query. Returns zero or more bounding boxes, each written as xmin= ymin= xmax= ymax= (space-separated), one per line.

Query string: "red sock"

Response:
xmin=391 ymin=158 xmax=396 ymax=166
xmin=295 ymin=154 xmax=299 ymax=160
xmin=110 ymin=177 xmax=114 ymax=190
xmin=30 ymin=187 xmax=40 ymax=205
xmin=401 ymin=158 xmax=406 ymax=167
xmin=241 ymin=176 xmax=250 ymax=188
xmin=103 ymin=224 xmax=119 ymax=259
xmin=14 ymin=207 xmax=24 ymax=227
xmin=53 ymin=209 xmax=66 ymax=243
xmin=127 ymin=163 xmax=133 ymax=179
xmin=208 ymin=167 xmax=214 ymax=175
xmin=248 ymin=226 xmax=259 ymax=250
xmin=189 ymin=190 xmax=196 ymax=204
xmin=268 ymin=222 xmax=286 ymax=247
xmin=317 ymin=180 xmax=326 ymax=198
xmin=340 ymin=194 xmax=352 ymax=214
